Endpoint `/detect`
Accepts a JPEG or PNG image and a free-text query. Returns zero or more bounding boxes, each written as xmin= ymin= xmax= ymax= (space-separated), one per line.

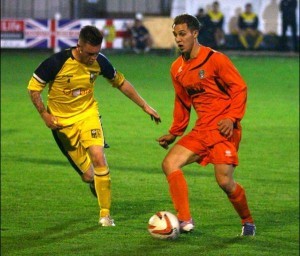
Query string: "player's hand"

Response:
xmin=218 ymin=118 xmax=233 ymax=138
xmin=156 ymin=134 xmax=177 ymax=149
xmin=41 ymin=112 xmax=63 ymax=130
xmin=143 ymin=104 xmax=161 ymax=124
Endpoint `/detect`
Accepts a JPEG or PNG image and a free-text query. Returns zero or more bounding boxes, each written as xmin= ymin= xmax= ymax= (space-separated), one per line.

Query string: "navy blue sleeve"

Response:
xmin=96 ymin=53 xmax=116 ymax=80
xmin=34 ymin=49 xmax=71 ymax=83
xmin=254 ymin=16 xmax=258 ymax=29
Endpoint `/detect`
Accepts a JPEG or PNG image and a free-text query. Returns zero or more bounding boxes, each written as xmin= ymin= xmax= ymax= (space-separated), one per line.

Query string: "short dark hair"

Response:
xmin=173 ymin=14 xmax=201 ymax=31
xmin=79 ymin=25 xmax=103 ymax=46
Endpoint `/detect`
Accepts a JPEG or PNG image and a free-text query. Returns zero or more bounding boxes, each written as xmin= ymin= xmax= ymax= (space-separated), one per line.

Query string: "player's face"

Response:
xmin=78 ymin=42 xmax=101 ymax=65
xmin=245 ymin=5 xmax=252 ymax=13
xmin=172 ymin=23 xmax=197 ymax=54
xmin=212 ymin=3 xmax=219 ymax=12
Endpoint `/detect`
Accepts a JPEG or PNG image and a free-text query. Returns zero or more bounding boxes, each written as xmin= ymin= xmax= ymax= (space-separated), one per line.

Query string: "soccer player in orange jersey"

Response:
xmin=157 ymin=14 xmax=255 ymax=236
xmin=28 ymin=25 xmax=161 ymax=226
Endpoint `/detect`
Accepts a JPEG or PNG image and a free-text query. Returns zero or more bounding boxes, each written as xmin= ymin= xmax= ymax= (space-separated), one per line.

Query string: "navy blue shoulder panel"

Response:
xmin=34 ymin=48 xmax=72 ymax=83
xmin=96 ymin=53 xmax=116 ymax=80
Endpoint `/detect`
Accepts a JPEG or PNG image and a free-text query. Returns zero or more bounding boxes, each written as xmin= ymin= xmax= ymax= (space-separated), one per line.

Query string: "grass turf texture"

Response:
xmin=1 ymin=51 xmax=299 ymax=256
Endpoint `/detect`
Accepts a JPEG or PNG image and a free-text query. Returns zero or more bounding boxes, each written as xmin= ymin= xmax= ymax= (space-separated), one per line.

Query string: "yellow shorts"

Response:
xmin=52 ymin=115 xmax=104 ymax=174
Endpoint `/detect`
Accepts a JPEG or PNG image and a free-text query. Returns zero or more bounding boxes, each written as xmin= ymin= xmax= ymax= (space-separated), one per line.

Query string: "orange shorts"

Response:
xmin=176 ymin=127 xmax=241 ymax=166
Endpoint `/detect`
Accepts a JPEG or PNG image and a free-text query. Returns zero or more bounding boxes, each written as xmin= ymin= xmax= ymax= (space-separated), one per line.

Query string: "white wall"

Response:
xmin=171 ymin=0 xmax=299 ymax=35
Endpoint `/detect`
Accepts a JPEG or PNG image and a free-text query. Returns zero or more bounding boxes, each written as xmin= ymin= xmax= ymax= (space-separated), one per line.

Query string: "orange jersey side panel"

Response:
xmin=169 ymin=46 xmax=247 ymax=136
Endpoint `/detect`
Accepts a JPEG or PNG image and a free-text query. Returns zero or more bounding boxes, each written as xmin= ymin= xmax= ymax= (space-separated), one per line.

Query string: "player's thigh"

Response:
xmin=54 ymin=125 xmax=92 ymax=174
xmin=68 ymin=144 xmax=92 ymax=173
xmin=80 ymin=115 xmax=107 ymax=167
xmin=81 ymin=115 xmax=105 ymax=149
xmin=210 ymin=140 xmax=239 ymax=166
xmin=162 ymin=144 xmax=200 ymax=174
xmin=88 ymin=145 xmax=107 ymax=167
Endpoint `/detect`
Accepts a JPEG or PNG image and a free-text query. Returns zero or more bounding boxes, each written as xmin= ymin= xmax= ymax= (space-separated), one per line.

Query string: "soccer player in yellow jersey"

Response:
xmin=207 ymin=1 xmax=226 ymax=48
xmin=238 ymin=3 xmax=263 ymax=50
xmin=27 ymin=25 xmax=161 ymax=226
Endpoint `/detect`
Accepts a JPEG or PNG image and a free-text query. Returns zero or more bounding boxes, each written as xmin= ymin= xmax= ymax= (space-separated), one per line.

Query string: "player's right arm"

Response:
xmin=27 ymin=53 xmax=64 ymax=130
xmin=28 ymin=89 xmax=62 ymax=129
xmin=98 ymin=53 xmax=161 ymax=124
xmin=156 ymin=133 xmax=177 ymax=149
xmin=157 ymin=66 xmax=191 ymax=149
xmin=168 ymin=72 xmax=191 ymax=137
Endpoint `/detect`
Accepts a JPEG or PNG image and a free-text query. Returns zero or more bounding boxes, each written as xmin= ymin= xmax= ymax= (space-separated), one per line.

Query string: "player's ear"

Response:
xmin=77 ymin=43 xmax=82 ymax=53
xmin=193 ymin=30 xmax=198 ymax=39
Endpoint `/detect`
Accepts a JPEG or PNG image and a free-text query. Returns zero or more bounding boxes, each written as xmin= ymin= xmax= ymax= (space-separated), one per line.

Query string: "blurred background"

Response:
xmin=1 ymin=0 xmax=299 ymax=52
xmin=1 ymin=0 xmax=172 ymax=19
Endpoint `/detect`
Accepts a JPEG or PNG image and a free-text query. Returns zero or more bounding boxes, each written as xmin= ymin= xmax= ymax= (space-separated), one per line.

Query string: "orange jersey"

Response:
xmin=169 ymin=46 xmax=247 ymax=136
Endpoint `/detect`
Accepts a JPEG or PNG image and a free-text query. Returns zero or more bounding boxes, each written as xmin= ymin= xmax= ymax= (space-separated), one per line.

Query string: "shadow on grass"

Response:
xmin=112 ymin=164 xmax=213 ymax=178
xmin=3 ymin=150 xmax=213 ymax=178
xmin=120 ymin=231 xmax=257 ymax=256
xmin=1 ymin=218 xmax=99 ymax=255
xmin=2 ymin=155 xmax=68 ymax=167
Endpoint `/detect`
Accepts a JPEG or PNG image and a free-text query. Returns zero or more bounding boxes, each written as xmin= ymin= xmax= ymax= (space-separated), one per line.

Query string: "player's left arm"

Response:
xmin=117 ymin=79 xmax=161 ymax=124
xmin=254 ymin=16 xmax=259 ymax=30
xmin=214 ymin=53 xmax=247 ymax=137
xmin=216 ymin=53 xmax=247 ymax=122
xmin=98 ymin=54 xmax=161 ymax=124
xmin=219 ymin=15 xmax=224 ymax=28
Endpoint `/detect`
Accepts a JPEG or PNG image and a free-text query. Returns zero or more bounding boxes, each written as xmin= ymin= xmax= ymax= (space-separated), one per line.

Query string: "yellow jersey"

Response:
xmin=27 ymin=47 xmax=125 ymax=126
xmin=207 ymin=11 xmax=224 ymax=28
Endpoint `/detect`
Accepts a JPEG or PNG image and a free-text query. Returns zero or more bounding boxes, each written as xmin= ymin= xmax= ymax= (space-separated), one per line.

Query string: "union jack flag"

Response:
xmin=22 ymin=18 xmax=130 ymax=49
xmin=25 ymin=19 xmax=81 ymax=49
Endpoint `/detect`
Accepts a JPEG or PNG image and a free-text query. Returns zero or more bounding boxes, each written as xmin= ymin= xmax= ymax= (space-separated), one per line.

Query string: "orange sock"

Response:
xmin=167 ymin=170 xmax=191 ymax=221
xmin=228 ymin=183 xmax=254 ymax=224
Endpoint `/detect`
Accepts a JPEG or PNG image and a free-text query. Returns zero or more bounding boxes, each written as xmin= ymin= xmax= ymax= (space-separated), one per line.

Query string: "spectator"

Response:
xmin=130 ymin=13 xmax=153 ymax=54
xmin=122 ymin=22 xmax=133 ymax=49
xmin=229 ymin=7 xmax=242 ymax=35
xmin=238 ymin=3 xmax=263 ymax=50
xmin=207 ymin=1 xmax=226 ymax=48
xmin=195 ymin=8 xmax=214 ymax=46
xmin=279 ymin=0 xmax=298 ymax=52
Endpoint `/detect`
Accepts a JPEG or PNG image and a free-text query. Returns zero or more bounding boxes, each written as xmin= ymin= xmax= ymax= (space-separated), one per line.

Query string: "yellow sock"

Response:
xmin=254 ymin=34 xmax=263 ymax=49
xmin=94 ymin=166 xmax=111 ymax=217
xmin=239 ymin=35 xmax=249 ymax=49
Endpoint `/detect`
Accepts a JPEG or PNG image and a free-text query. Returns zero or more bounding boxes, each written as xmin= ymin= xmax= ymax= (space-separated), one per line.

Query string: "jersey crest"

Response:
xmin=91 ymin=129 xmax=102 ymax=138
xmin=199 ymin=70 xmax=205 ymax=79
xmin=90 ymin=71 xmax=98 ymax=83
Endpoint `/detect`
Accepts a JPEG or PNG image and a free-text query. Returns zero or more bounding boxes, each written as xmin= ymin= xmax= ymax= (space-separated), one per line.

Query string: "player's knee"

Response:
xmin=217 ymin=178 xmax=228 ymax=190
xmin=216 ymin=178 xmax=235 ymax=193
xmin=81 ymin=169 xmax=94 ymax=183
xmin=161 ymin=158 xmax=169 ymax=172
xmin=162 ymin=157 xmax=176 ymax=175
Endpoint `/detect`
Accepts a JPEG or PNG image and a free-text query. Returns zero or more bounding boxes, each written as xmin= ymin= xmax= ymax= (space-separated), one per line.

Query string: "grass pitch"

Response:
xmin=1 ymin=50 xmax=299 ymax=256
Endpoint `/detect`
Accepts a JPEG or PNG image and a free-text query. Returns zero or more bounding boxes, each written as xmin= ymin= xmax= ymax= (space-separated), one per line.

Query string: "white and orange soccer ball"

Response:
xmin=148 ymin=211 xmax=180 ymax=240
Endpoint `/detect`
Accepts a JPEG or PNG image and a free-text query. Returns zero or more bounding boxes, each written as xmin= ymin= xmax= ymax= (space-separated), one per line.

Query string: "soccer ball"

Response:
xmin=148 ymin=211 xmax=180 ymax=240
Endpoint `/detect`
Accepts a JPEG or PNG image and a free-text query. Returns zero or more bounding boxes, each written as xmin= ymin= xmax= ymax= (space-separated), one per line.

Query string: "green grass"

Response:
xmin=1 ymin=50 xmax=299 ymax=256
